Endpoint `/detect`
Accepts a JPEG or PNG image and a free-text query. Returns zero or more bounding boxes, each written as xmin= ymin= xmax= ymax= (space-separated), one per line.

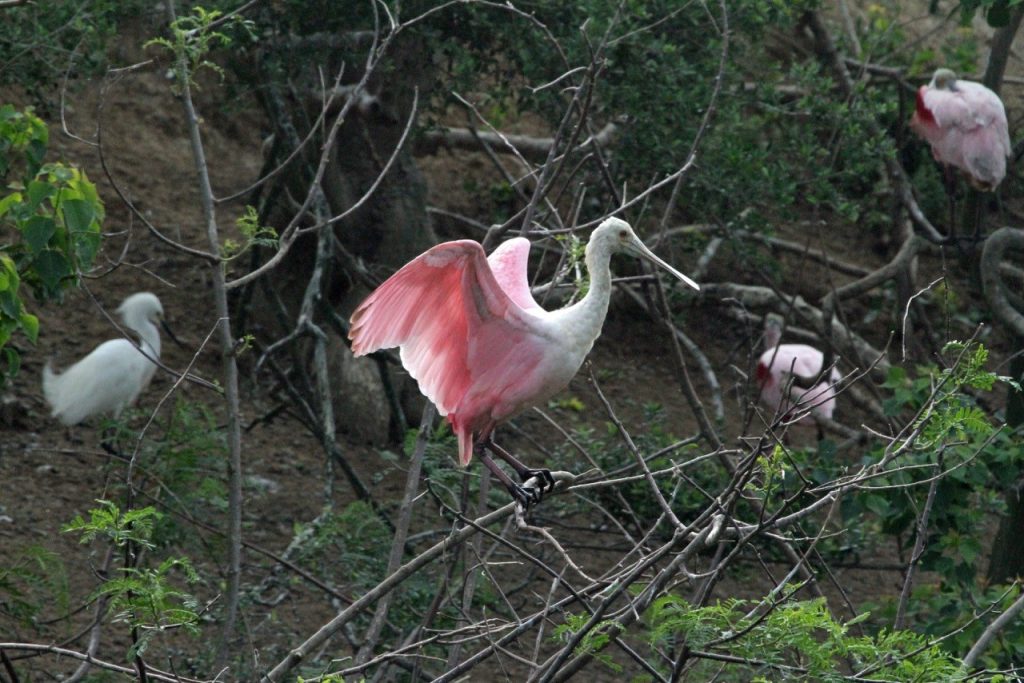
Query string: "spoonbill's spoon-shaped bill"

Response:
xmin=348 ymin=217 xmax=698 ymax=506
xmin=43 ymin=292 xmax=167 ymax=426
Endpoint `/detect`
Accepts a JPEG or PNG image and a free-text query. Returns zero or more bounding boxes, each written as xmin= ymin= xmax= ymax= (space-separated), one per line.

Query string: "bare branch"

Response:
xmin=981 ymin=227 xmax=1024 ymax=337
xmin=963 ymin=587 xmax=1024 ymax=669
xmin=414 ymin=120 xmax=621 ymax=163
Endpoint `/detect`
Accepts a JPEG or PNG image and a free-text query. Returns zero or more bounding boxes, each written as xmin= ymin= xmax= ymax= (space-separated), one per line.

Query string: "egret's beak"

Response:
xmin=161 ymin=319 xmax=185 ymax=348
xmin=626 ymin=237 xmax=700 ymax=291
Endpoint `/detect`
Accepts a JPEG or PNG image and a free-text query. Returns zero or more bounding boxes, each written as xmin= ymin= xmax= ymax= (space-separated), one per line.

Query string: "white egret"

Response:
xmin=43 ymin=292 xmax=170 ymax=426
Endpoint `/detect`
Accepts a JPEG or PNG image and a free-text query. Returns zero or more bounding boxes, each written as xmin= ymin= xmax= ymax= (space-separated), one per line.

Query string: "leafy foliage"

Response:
xmin=831 ymin=343 xmax=1024 ymax=663
xmin=95 ymin=556 xmax=201 ymax=659
xmin=0 ymin=1 xmax=146 ymax=98
xmin=552 ymin=612 xmax=624 ymax=673
xmin=640 ymin=593 xmax=960 ymax=681
xmin=0 ymin=105 xmax=104 ymax=381
xmin=144 ymin=6 xmax=253 ymax=87
xmin=222 ymin=205 xmax=279 ymax=260
xmin=0 ymin=546 xmax=68 ymax=628
xmin=64 ymin=500 xmax=202 ymax=660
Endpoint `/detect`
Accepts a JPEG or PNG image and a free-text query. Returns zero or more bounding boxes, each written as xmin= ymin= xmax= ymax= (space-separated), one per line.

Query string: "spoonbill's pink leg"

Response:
xmin=476 ymin=446 xmax=543 ymax=508
xmin=487 ymin=439 xmax=555 ymax=493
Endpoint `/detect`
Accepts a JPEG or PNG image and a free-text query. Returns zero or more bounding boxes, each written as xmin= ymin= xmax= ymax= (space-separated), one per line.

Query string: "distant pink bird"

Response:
xmin=755 ymin=314 xmax=840 ymax=429
xmin=349 ymin=217 xmax=699 ymax=506
xmin=910 ymin=68 xmax=1011 ymax=191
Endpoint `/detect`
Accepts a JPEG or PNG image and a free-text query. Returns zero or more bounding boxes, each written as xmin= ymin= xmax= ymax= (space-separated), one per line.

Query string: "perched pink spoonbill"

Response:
xmin=755 ymin=314 xmax=840 ymax=435
xmin=910 ymin=68 xmax=1011 ymax=192
xmin=43 ymin=292 xmax=170 ymax=426
xmin=349 ymin=217 xmax=699 ymax=506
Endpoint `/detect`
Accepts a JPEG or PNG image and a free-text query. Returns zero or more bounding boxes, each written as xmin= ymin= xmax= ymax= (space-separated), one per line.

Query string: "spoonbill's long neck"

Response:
xmin=563 ymin=237 xmax=616 ymax=348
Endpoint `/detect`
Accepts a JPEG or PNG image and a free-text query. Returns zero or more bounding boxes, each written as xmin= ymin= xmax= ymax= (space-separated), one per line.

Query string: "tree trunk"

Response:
xmin=243 ymin=33 xmax=437 ymax=445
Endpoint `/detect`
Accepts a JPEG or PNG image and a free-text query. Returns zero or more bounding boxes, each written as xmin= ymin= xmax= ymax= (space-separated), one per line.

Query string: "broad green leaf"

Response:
xmin=26 ymin=139 xmax=46 ymax=177
xmin=62 ymin=198 xmax=96 ymax=235
xmin=0 ymin=254 xmax=17 ymax=277
xmin=22 ymin=215 xmax=56 ymax=253
xmin=19 ymin=312 xmax=38 ymax=344
xmin=68 ymin=171 xmax=103 ymax=210
xmin=0 ymin=288 xmax=19 ymax=318
xmin=32 ymin=249 xmax=70 ymax=290
xmin=75 ymin=229 xmax=101 ymax=269
xmin=50 ymin=165 xmax=73 ymax=183
xmin=0 ymin=191 xmax=21 ymax=217
xmin=26 ymin=180 xmax=55 ymax=211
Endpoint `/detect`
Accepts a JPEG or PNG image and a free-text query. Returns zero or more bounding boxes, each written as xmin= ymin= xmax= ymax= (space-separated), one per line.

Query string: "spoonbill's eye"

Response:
xmin=618 ymin=229 xmax=628 ymax=239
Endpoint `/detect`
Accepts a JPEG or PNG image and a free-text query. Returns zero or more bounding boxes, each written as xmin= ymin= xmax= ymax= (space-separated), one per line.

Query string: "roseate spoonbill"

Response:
xmin=910 ymin=68 xmax=1011 ymax=192
xmin=43 ymin=292 xmax=170 ymax=426
xmin=349 ymin=217 xmax=699 ymax=506
xmin=755 ymin=314 xmax=840 ymax=431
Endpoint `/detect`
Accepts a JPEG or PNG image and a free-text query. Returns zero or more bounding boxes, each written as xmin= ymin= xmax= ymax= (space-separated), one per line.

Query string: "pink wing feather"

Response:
xmin=349 ymin=239 xmax=543 ymax=465
xmin=757 ymin=344 xmax=839 ymax=421
xmin=487 ymin=237 xmax=542 ymax=312
xmin=913 ymin=81 xmax=1010 ymax=189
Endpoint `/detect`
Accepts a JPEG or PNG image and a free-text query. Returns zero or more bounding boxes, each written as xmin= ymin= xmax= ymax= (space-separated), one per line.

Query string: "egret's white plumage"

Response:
xmin=42 ymin=292 xmax=165 ymax=426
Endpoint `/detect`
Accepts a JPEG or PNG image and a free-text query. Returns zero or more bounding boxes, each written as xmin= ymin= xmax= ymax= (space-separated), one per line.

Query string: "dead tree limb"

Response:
xmin=414 ymin=120 xmax=620 ymax=163
xmin=981 ymin=227 xmax=1024 ymax=338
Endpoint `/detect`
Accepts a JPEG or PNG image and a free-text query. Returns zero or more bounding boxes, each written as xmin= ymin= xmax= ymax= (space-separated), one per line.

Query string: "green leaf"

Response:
xmin=50 ymin=165 xmax=73 ymax=183
xmin=61 ymin=198 xmax=96 ymax=235
xmin=22 ymin=215 xmax=56 ymax=253
xmin=26 ymin=180 xmax=55 ymax=211
xmin=19 ymin=312 xmax=38 ymax=344
xmin=0 ymin=191 xmax=22 ymax=218
xmin=3 ymin=347 xmax=19 ymax=376
xmin=987 ymin=0 xmax=1011 ymax=27
xmin=75 ymin=229 xmax=101 ymax=270
xmin=0 ymin=289 xmax=19 ymax=318
xmin=32 ymin=249 xmax=70 ymax=290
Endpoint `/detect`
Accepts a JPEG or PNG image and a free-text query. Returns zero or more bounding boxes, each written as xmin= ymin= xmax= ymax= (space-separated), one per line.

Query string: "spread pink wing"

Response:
xmin=487 ymin=237 xmax=543 ymax=312
xmin=349 ymin=240 xmax=540 ymax=463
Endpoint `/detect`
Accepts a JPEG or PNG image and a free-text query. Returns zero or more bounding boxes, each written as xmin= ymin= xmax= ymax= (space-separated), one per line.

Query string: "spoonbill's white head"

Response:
xmin=588 ymin=217 xmax=700 ymax=291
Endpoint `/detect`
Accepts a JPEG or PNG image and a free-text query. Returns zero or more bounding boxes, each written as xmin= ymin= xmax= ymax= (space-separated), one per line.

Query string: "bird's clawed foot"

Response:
xmin=513 ymin=468 xmax=555 ymax=510
xmin=522 ymin=467 xmax=554 ymax=494
xmin=508 ymin=481 xmax=544 ymax=510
